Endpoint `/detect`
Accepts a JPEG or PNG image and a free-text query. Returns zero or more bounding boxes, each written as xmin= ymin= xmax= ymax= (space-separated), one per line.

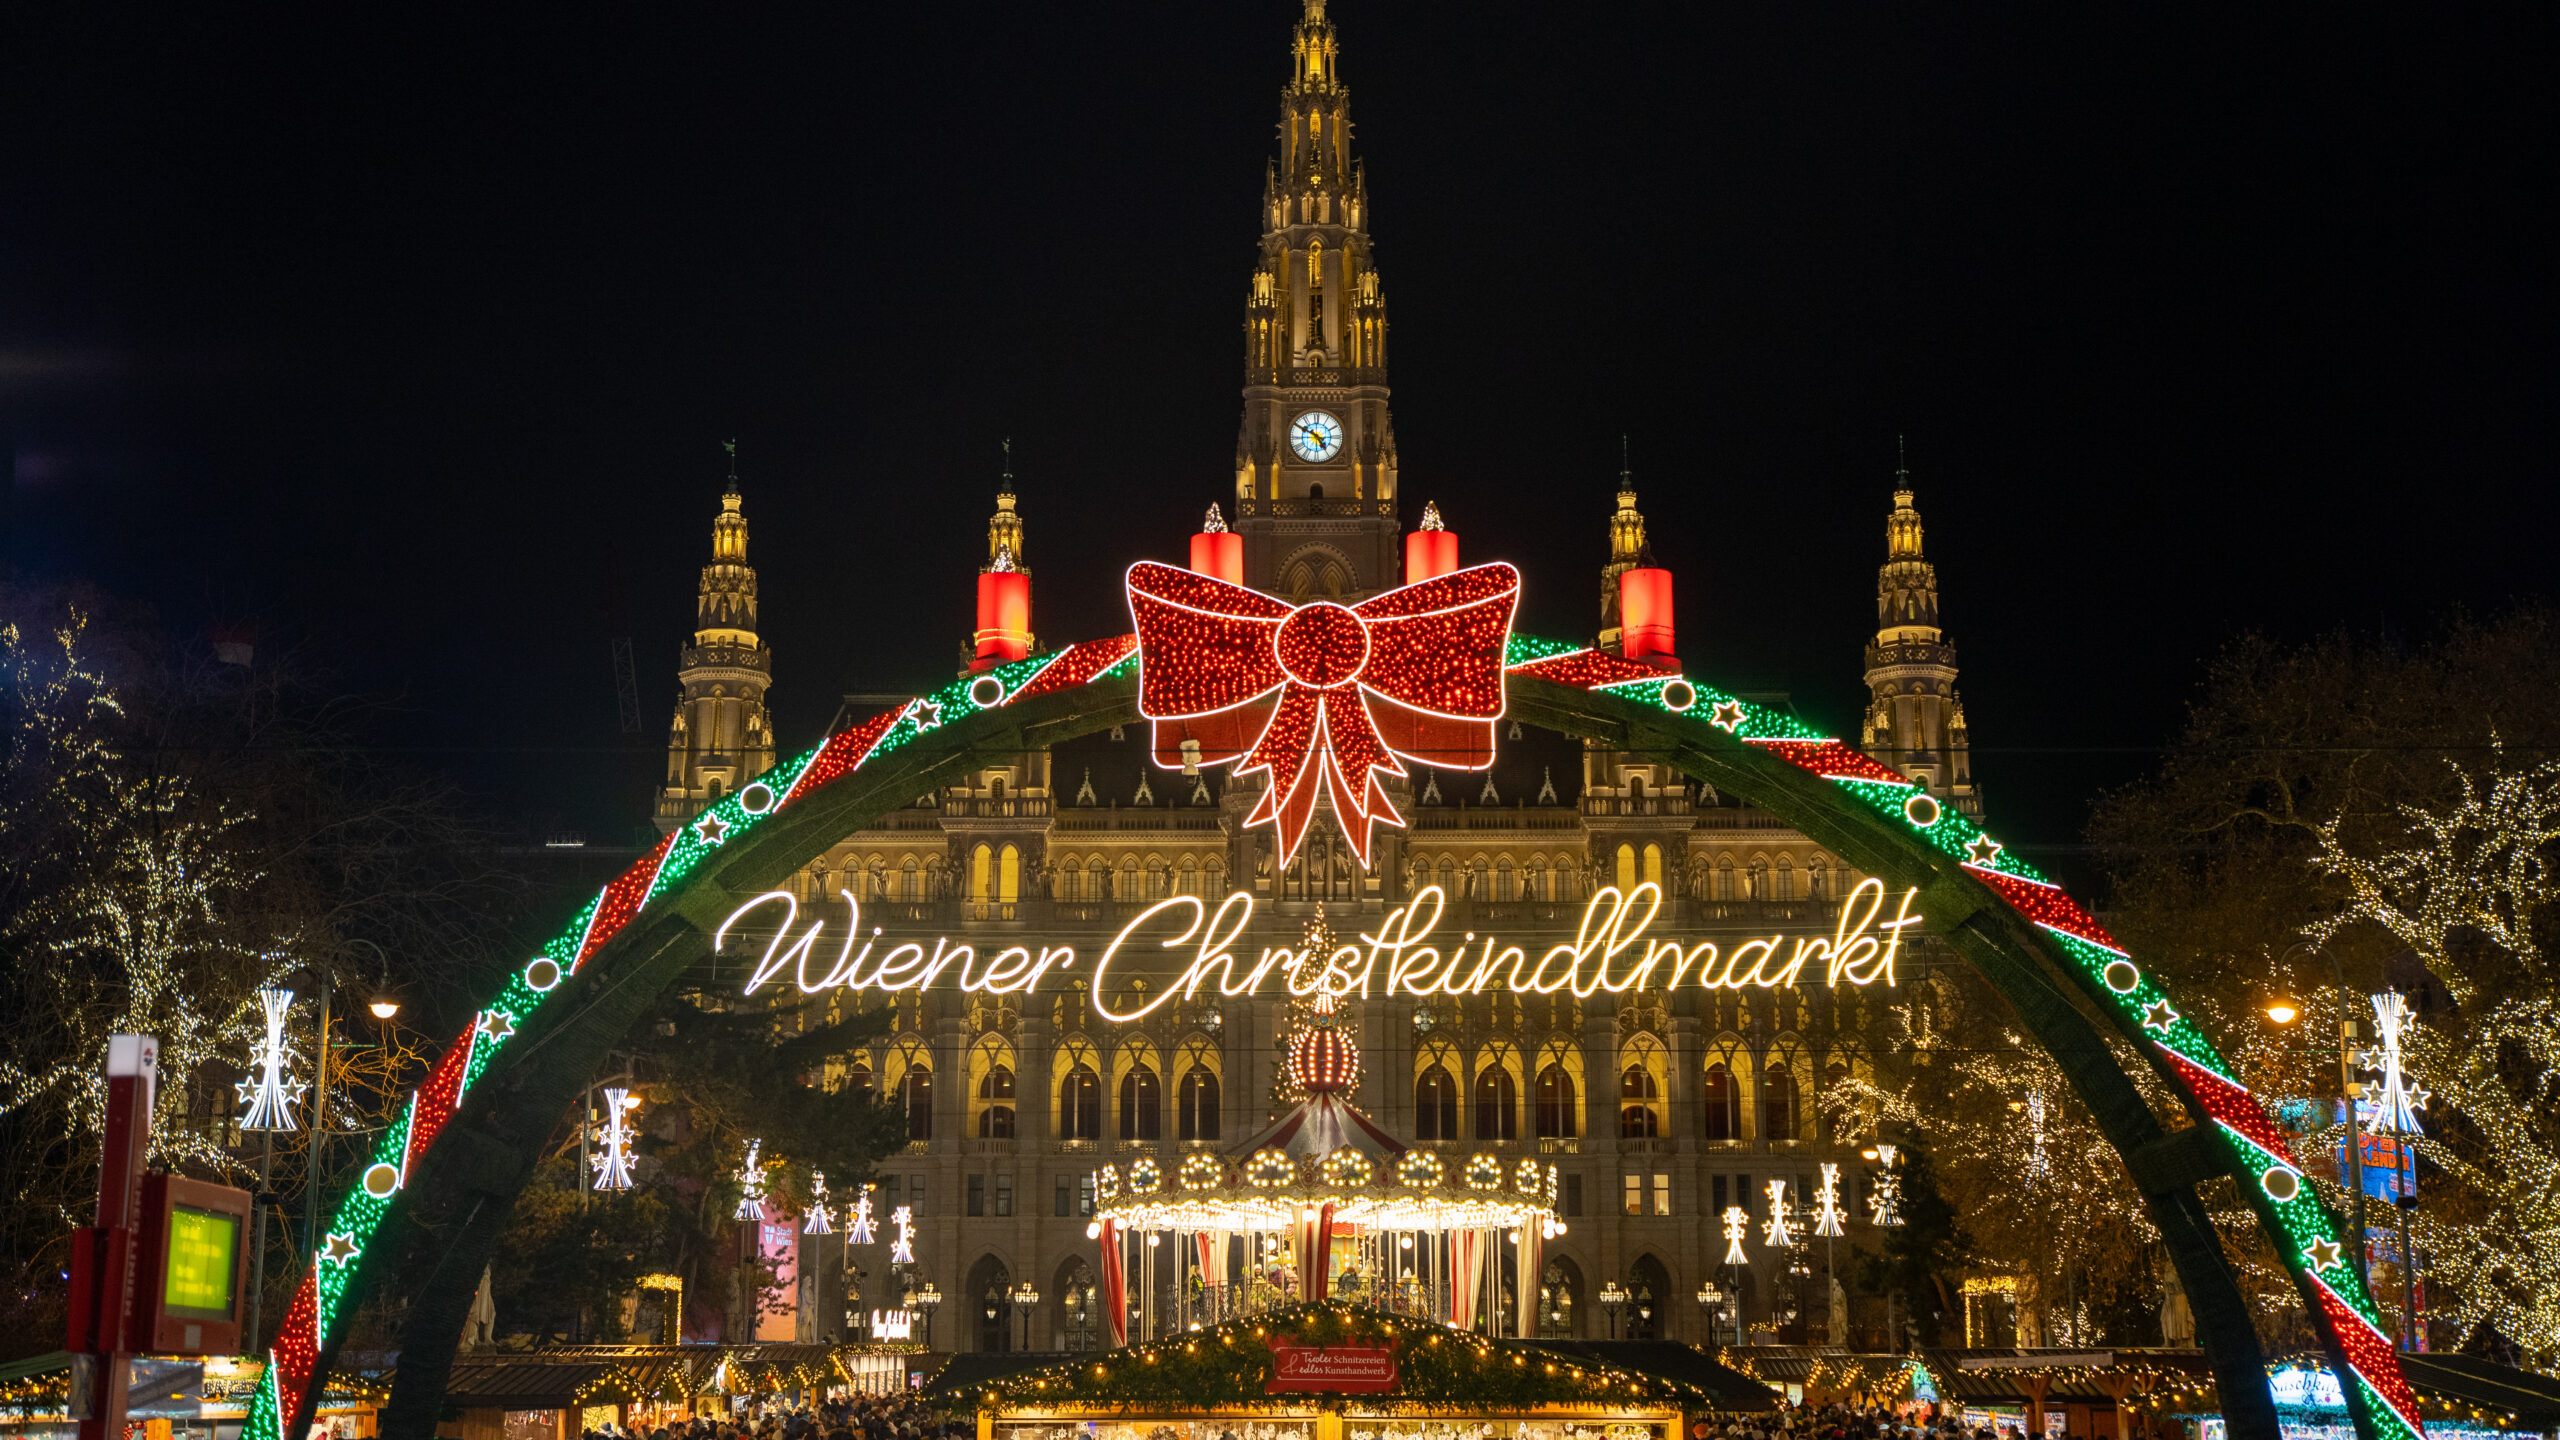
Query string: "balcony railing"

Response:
xmin=1536 ymin=1137 xmax=1583 ymax=1155
xmin=1581 ymin=796 xmax=1694 ymax=818
xmin=962 ymin=1137 xmax=1016 ymax=1156
xmin=1619 ymin=1137 xmax=1675 ymax=1155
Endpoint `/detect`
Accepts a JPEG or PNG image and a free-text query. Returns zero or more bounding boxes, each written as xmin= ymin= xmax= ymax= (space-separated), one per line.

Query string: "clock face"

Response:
xmin=1289 ymin=411 xmax=1345 ymax=463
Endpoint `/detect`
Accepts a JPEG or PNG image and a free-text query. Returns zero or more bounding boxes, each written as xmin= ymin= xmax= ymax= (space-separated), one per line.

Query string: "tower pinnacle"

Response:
xmin=1861 ymin=446 xmax=1978 ymax=815
xmin=658 ymin=446 xmax=775 ymax=832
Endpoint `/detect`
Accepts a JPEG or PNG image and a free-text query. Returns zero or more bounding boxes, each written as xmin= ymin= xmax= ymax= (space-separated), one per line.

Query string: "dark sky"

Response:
xmin=3 ymin=3 xmax=2554 ymax=872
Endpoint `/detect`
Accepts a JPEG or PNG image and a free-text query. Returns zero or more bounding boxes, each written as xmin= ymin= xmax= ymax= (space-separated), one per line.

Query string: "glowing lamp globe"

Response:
xmin=1287 ymin=1026 xmax=1360 ymax=1094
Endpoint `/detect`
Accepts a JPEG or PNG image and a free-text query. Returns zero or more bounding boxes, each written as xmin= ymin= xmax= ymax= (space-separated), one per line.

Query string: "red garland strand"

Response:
xmin=788 ymin=707 xmax=904 ymax=798
xmin=1012 ymin=633 xmax=1139 ymax=699
xmin=1750 ymin=738 xmax=1912 ymax=787
xmin=1504 ymin=648 xmax=1666 ymax=689
xmin=2159 ymin=1049 xmax=2299 ymax=1167
xmin=2309 ymin=1275 xmax=2427 ymax=1432
xmin=574 ymin=831 xmax=676 ymax=971
xmin=1966 ymin=864 xmax=2128 ymax=954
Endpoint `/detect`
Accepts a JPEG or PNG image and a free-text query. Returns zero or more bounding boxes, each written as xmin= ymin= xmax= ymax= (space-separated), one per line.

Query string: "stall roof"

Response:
xmin=1511 ymin=1342 xmax=1780 ymax=1413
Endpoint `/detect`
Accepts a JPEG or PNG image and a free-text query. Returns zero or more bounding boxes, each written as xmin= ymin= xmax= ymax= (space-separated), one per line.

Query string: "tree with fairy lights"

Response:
xmin=2300 ymin=745 xmax=2560 ymax=1359
xmin=1269 ymin=904 xmax=1344 ymax=1111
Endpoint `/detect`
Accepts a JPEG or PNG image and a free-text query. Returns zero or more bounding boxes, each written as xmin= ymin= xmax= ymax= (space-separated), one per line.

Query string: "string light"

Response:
xmin=1814 ymin=1162 xmax=1849 ymax=1238
xmin=803 ymin=1171 xmax=833 ymax=1235
xmin=1868 ymin=1144 xmax=1903 ymax=1227
xmin=733 ymin=1139 xmax=768 ymax=1221
xmin=889 ymin=1204 xmax=916 ymax=1265
xmin=1723 ymin=1205 xmax=1751 ymax=1264
xmin=847 ymin=1187 xmax=878 ymax=1245
xmin=590 ymin=1087 xmax=637 ymax=1192
xmin=1763 ymin=1179 xmax=1797 ymax=1249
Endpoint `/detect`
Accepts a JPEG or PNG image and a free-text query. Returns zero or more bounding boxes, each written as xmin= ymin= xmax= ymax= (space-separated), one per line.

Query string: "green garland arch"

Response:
xmin=243 ymin=633 xmax=2423 ymax=1440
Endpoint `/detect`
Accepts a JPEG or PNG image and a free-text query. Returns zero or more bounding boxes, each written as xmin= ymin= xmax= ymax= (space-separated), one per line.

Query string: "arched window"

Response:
xmin=1059 ymin=1064 xmax=1101 ymax=1140
xmin=1642 ymin=843 xmax=1663 ymax=888
xmin=1178 ymin=856 xmax=1201 ymax=896
xmin=1715 ymin=858 xmax=1735 ymax=901
xmin=848 ymin=1060 xmax=874 ymax=1098
xmin=1145 ymin=860 xmax=1169 ymax=900
xmin=1495 ymin=858 xmax=1516 ymax=901
xmin=1178 ymin=1066 xmax=1220 ymax=1140
xmin=998 ymin=844 xmax=1021 ymax=903
xmin=970 ymin=844 xmax=993 ymax=902
xmin=1474 ymin=1065 xmax=1518 ymax=1141
xmin=1436 ymin=858 xmax=1457 ymax=894
xmin=977 ymin=1064 xmax=1016 ymax=1139
xmin=1415 ymin=1064 xmax=1459 ymax=1140
xmin=1763 ymin=1063 xmax=1798 ymax=1141
xmin=1703 ymin=1062 xmax=1739 ymax=1141
xmin=1526 ymin=858 xmax=1549 ymax=901
xmin=1618 ymin=1065 xmax=1659 ymax=1139
xmin=1822 ymin=1061 xmax=1851 ymax=1140
xmin=900 ymin=857 xmax=922 ymax=901
xmin=1615 ymin=844 xmax=1636 ymax=890
xmin=1808 ymin=858 xmax=1830 ymax=900
xmin=901 ymin=1065 xmax=933 ymax=1141
xmin=1774 ymin=855 xmax=1795 ymax=901
xmin=1534 ymin=1064 xmax=1577 ymax=1139
xmin=1119 ymin=1063 xmax=1162 ymax=1140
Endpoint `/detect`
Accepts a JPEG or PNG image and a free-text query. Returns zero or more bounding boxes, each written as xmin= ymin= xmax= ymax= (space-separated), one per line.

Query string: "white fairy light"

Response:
xmin=733 ymin=1138 xmax=767 ymax=1221
xmin=237 ymin=987 xmax=305 ymax=1132
xmin=1722 ymin=1205 xmax=1751 ymax=1264
xmin=1869 ymin=1144 xmax=1904 ymax=1227
xmin=803 ymin=1170 xmax=834 ymax=1235
xmin=847 ymin=1187 xmax=878 ymax=1245
xmin=1763 ymin=1179 xmax=1797 ymax=1248
xmin=590 ymin=1087 xmax=638 ymax=1191
xmin=1814 ymin=1162 xmax=1849 ymax=1237
xmin=889 ymin=1204 xmax=916 ymax=1264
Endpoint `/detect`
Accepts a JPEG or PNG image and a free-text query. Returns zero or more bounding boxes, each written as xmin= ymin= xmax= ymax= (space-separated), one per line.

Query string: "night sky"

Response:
xmin=4 ymin=4 xmax=2553 ymax=874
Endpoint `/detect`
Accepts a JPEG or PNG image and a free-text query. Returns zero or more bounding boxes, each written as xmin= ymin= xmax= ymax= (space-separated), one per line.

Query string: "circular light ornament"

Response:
xmin=1086 ymin=1221 xmax=1103 ymax=1240
xmin=1396 ymin=1151 xmax=1446 ymax=1189
xmin=362 ymin=1163 xmax=402 ymax=1200
xmin=968 ymin=674 xmax=1007 ymax=709
xmin=2261 ymin=1165 xmax=2304 ymax=1203
xmin=738 ymin=781 xmax=777 ymax=816
xmin=1127 ymin=1157 xmax=1163 ymax=1194
xmin=1320 ymin=1151 xmax=1375 ymax=1188
xmin=1287 ymin=1026 xmax=1361 ymax=1094
xmin=1245 ymin=1148 xmax=1296 ymax=1189
xmin=1179 ymin=1153 xmax=1224 ymax=1191
xmin=523 ymin=956 xmax=564 ymax=993
xmin=1515 ymin=1158 xmax=1543 ymax=1194
xmin=2103 ymin=960 xmax=2142 ymax=995
xmin=1902 ymin=792 xmax=1943 ymax=828
xmin=1273 ymin=603 xmax=1370 ymax=690
xmin=1095 ymin=1164 xmax=1121 ymax=1202
xmin=1659 ymin=679 xmax=1697 ymax=713
xmin=1464 ymin=1154 xmax=1505 ymax=1191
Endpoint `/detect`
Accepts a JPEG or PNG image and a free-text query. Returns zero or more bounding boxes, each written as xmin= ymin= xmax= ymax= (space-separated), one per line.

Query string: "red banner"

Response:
xmin=1265 ymin=1336 xmax=1399 ymax=1394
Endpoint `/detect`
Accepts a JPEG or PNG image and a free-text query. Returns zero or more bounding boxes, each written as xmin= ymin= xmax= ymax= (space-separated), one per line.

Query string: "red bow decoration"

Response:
xmin=1125 ymin=560 xmax=1520 ymax=869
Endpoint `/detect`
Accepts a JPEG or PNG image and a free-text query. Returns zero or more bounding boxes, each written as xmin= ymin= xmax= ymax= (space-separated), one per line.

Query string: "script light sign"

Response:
xmin=1265 ymin=1336 xmax=1398 ymax=1394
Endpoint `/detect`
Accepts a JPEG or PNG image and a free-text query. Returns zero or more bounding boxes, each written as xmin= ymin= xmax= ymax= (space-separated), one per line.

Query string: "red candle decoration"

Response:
xmin=1618 ymin=566 xmax=1676 ymax=661
xmin=1190 ymin=531 xmax=1244 ymax=584
xmin=973 ymin=569 xmax=1033 ymax=669
xmin=1406 ymin=501 xmax=1458 ymax=583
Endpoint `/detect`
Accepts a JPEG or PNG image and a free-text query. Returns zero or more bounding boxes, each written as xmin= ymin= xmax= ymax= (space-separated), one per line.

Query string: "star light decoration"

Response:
xmin=1722 ymin=1205 xmax=1751 ymax=1264
xmin=804 ymin=1170 xmax=834 ymax=1235
xmin=695 ymin=812 xmax=729 ymax=845
xmin=1763 ymin=1179 xmax=1797 ymax=1248
xmin=590 ymin=1087 xmax=638 ymax=1192
xmin=1813 ymin=1162 xmax=1849 ymax=1237
xmin=888 ymin=1204 xmax=917 ymax=1265
xmin=2363 ymin=991 xmax=2427 ymax=1137
xmin=1709 ymin=701 xmax=1747 ymax=733
xmin=733 ymin=1139 xmax=768 ymax=1222
xmin=237 ymin=987 xmax=306 ymax=1132
xmin=1868 ymin=1144 xmax=1904 ymax=1227
xmin=847 ymin=1187 xmax=879 ymax=1245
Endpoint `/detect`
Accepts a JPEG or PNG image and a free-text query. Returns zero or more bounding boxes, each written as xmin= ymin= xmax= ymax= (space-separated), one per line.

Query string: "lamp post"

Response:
xmin=1696 ymin=1282 xmax=1724 ymax=1345
xmin=1011 ymin=1280 xmax=1042 ymax=1351
xmin=2268 ymin=942 xmax=2371 ymax=1297
xmin=911 ymin=1281 xmax=941 ymax=1349
xmin=1064 ymin=1284 xmax=1088 ymax=1351
xmin=1597 ymin=1279 xmax=1627 ymax=1339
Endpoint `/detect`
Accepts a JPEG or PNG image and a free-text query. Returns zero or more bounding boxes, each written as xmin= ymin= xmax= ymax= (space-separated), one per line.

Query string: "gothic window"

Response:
xmin=1059 ymin=1065 xmax=1101 ymax=1141
xmin=1495 ymin=858 xmax=1516 ymax=901
xmin=1615 ymin=844 xmax=1635 ymax=890
xmin=1704 ymin=1063 xmax=1739 ymax=1141
xmin=1436 ymin=857 xmax=1457 ymax=895
xmin=901 ymin=1065 xmax=933 ymax=1142
xmin=1178 ymin=1066 xmax=1221 ymax=1140
xmin=1808 ymin=858 xmax=1830 ymax=900
xmin=1145 ymin=859 xmax=1169 ymax=900
xmin=1415 ymin=1064 xmax=1459 ymax=1140
xmin=900 ymin=857 xmax=922 ymax=901
xmin=1618 ymin=1065 xmax=1660 ymax=1139
xmin=1715 ymin=857 xmax=1736 ymax=901
xmin=1119 ymin=1063 xmax=1163 ymax=1140
xmin=1474 ymin=1065 xmax=1518 ymax=1141
xmin=1178 ymin=856 xmax=1202 ymax=896
xmin=1642 ymin=843 xmax=1663 ymax=888
xmin=1534 ymin=1064 xmax=1577 ymax=1139
xmin=848 ymin=1060 xmax=874 ymax=1098
xmin=969 ymin=844 xmax=993 ymax=902
xmin=1774 ymin=855 xmax=1795 ymax=901
xmin=977 ymin=1065 xmax=1016 ymax=1139
xmin=1762 ymin=1063 xmax=1799 ymax=1142
xmin=998 ymin=843 xmax=1021 ymax=904
xmin=1822 ymin=1062 xmax=1851 ymax=1140
xmin=1526 ymin=858 xmax=1549 ymax=901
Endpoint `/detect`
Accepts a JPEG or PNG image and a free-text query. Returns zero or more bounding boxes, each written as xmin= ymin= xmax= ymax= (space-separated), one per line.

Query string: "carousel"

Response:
xmin=1086 ymin=969 xmax=1563 ymax=1343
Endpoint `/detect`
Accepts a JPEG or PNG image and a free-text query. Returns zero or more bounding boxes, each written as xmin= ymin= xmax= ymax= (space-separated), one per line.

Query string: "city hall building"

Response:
xmin=652 ymin=0 xmax=1982 ymax=1356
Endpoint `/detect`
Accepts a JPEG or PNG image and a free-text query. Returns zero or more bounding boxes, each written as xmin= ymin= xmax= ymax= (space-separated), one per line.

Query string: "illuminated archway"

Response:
xmin=252 ymin=633 xmax=2422 ymax=1440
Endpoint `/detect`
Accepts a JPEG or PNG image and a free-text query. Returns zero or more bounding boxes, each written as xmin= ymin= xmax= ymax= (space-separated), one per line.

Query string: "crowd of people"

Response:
xmin=1717 ymin=1401 xmax=2023 ymax=1440
xmin=583 ymin=1393 xmax=946 ymax=1440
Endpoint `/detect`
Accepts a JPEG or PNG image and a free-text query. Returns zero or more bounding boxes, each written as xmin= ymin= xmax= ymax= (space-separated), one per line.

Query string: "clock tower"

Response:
xmin=1234 ymin=0 xmax=1399 ymax=600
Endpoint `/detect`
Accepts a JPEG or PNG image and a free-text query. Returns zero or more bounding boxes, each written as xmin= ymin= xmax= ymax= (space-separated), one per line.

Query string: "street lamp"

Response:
xmin=2265 ymin=995 xmax=2301 ymax=1025
xmin=1597 ymin=1280 xmax=1627 ymax=1339
xmin=1011 ymin=1280 xmax=1042 ymax=1351
xmin=910 ymin=1281 xmax=941 ymax=1348
xmin=1696 ymin=1282 xmax=1724 ymax=1343
xmin=2274 ymin=942 xmax=2374 ymax=1298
